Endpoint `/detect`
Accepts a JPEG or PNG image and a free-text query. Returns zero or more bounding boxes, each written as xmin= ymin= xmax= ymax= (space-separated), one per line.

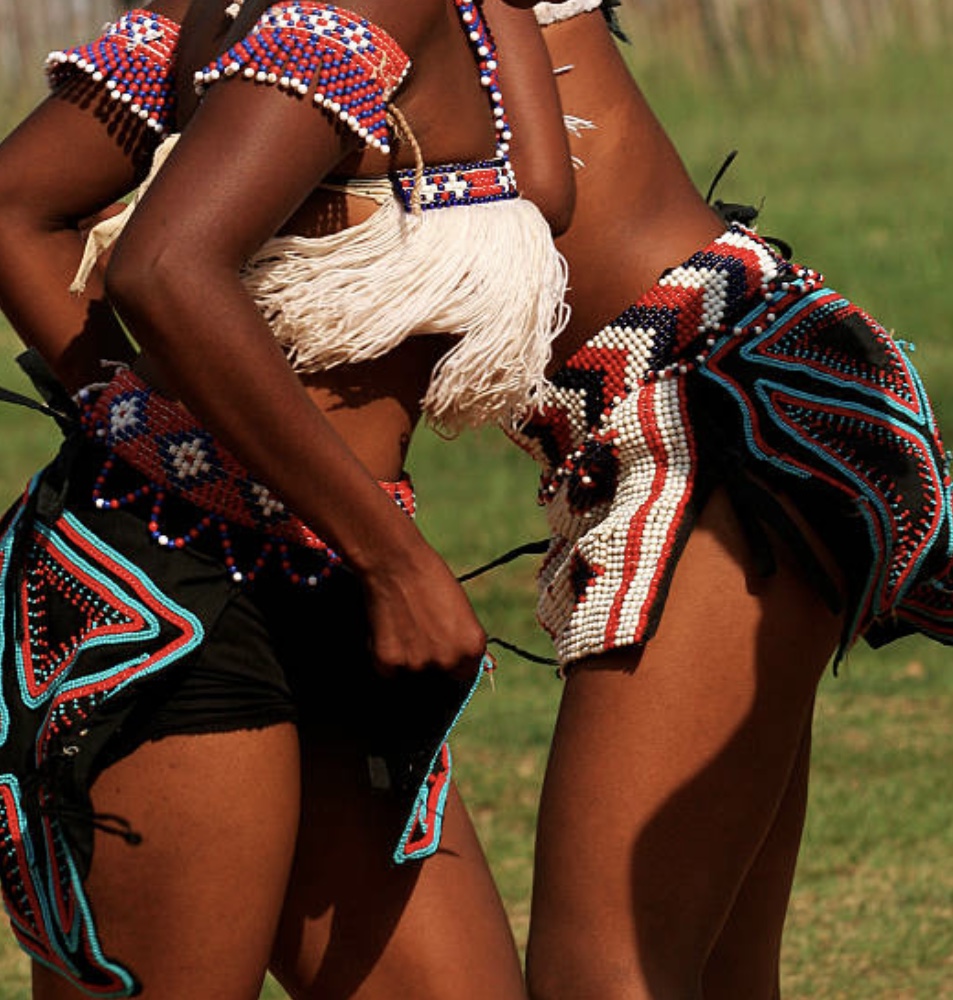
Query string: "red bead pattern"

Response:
xmin=78 ymin=368 xmax=415 ymax=586
xmin=395 ymin=158 xmax=517 ymax=211
xmin=46 ymin=10 xmax=180 ymax=133
xmin=510 ymin=225 xmax=953 ymax=665
xmin=195 ymin=2 xmax=411 ymax=154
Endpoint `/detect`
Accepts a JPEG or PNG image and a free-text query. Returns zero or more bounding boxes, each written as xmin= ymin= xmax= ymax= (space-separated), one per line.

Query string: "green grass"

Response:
xmin=0 ymin=38 xmax=952 ymax=1000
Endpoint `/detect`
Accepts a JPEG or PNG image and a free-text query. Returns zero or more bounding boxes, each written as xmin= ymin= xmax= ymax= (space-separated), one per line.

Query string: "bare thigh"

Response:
xmin=526 ymin=489 xmax=842 ymax=1000
xmin=33 ymin=724 xmax=301 ymax=1000
xmin=270 ymin=740 xmax=525 ymax=1000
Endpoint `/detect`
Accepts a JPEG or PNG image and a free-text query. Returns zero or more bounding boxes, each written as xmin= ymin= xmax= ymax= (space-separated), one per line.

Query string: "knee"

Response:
xmin=526 ymin=932 xmax=628 ymax=1000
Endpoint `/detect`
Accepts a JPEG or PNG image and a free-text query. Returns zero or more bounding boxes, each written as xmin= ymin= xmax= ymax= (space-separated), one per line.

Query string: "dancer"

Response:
xmin=508 ymin=4 xmax=953 ymax=998
xmin=0 ymin=1 xmax=571 ymax=995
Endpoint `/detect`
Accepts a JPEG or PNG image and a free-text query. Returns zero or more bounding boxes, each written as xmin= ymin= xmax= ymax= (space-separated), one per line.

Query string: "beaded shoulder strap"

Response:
xmin=195 ymin=2 xmax=411 ymax=154
xmin=46 ymin=10 xmax=180 ymax=134
xmin=390 ymin=1 xmax=517 ymax=211
xmin=453 ymin=0 xmax=512 ymax=160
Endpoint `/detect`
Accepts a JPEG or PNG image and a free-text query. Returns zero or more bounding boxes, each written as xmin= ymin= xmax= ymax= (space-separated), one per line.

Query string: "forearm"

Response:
xmin=0 ymin=212 xmax=134 ymax=390
xmin=106 ymin=253 xmax=427 ymax=575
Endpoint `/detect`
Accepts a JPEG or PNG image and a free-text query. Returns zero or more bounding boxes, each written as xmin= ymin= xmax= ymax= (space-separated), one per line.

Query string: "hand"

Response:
xmin=360 ymin=541 xmax=487 ymax=681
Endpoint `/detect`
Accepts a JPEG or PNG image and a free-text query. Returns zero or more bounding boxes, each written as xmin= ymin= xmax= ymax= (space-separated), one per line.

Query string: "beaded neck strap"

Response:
xmin=453 ymin=0 xmax=512 ymax=160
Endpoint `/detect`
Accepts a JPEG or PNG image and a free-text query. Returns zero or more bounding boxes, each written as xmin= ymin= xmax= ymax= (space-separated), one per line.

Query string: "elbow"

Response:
xmin=525 ymin=171 xmax=576 ymax=238
xmin=104 ymin=234 xmax=187 ymax=351
xmin=542 ymin=181 xmax=576 ymax=238
xmin=0 ymin=171 xmax=41 ymax=251
xmin=514 ymin=151 xmax=577 ymax=238
xmin=103 ymin=239 xmax=153 ymax=326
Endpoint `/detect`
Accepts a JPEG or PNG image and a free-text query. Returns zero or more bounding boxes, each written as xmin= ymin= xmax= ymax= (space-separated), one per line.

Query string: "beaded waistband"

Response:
xmin=77 ymin=368 xmax=414 ymax=584
xmin=509 ymin=226 xmax=816 ymax=500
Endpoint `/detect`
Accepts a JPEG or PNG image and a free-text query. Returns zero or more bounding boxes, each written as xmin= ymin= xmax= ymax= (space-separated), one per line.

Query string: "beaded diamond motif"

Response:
xmin=46 ymin=10 xmax=180 ymax=133
xmin=79 ymin=368 xmax=415 ymax=587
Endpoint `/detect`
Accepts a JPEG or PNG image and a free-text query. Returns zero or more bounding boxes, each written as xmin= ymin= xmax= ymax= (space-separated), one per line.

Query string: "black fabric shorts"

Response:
xmin=0 ymin=434 xmax=478 ymax=995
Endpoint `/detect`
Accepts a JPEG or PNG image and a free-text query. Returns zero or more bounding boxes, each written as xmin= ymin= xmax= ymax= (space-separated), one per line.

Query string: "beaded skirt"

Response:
xmin=508 ymin=225 xmax=953 ymax=666
xmin=0 ymin=369 xmax=479 ymax=995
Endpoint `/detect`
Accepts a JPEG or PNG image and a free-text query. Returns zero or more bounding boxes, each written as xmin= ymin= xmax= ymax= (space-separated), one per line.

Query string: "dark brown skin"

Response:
xmin=542 ymin=11 xmax=725 ymax=370
xmin=0 ymin=4 xmax=571 ymax=996
xmin=523 ymin=13 xmax=845 ymax=1000
xmin=106 ymin=0 xmax=571 ymax=682
xmin=0 ymin=0 xmax=572 ymax=681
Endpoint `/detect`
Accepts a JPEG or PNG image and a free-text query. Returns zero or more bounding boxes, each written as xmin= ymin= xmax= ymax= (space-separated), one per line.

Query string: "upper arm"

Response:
xmin=2 ymin=5 xmax=187 ymax=225
xmin=113 ymin=1 xmax=422 ymax=277
xmin=483 ymin=0 xmax=576 ymax=234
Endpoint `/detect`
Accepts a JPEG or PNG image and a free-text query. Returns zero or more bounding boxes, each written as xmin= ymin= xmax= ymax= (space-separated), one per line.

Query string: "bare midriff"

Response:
xmin=132 ymin=176 xmax=461 ymax=480
xmin=543 ymin=12 xmax=726 ymax=371
xmin=145 ymin=0 xmax=507 ymax=481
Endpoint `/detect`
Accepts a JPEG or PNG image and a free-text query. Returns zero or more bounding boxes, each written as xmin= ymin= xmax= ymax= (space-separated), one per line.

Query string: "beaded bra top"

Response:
xmin=56 ymin=2 xmax=568 ymax=432
xmin=195 ymin=0 xmax=519 ymax=212
xmin=197 ymin=0 xmax=569 ymax=432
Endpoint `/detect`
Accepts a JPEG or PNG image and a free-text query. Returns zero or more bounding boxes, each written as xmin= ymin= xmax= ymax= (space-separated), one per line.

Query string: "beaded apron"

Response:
xmin=509 ymin=225 xmax=953 ymax=666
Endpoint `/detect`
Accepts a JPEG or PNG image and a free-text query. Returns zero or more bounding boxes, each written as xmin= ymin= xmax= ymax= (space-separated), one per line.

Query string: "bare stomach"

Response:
xmin=133 ymin=186 xmax=458 ymax=480
xmin=296 ymin=334 xmax=456 ymax=480
xmin=135 ymin=334 xmax=454 ymax=483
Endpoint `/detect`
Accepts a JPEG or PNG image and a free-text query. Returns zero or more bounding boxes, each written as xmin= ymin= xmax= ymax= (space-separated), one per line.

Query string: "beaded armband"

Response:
xmin=195 ymin=2 xmax=411 ymax=154
xmin=46 ymin=10 xmax=180 ymax=133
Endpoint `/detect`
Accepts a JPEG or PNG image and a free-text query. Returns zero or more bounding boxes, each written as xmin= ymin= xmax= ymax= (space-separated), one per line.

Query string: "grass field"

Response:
xmin=0 ymin=35 xmax=952 ymax=1000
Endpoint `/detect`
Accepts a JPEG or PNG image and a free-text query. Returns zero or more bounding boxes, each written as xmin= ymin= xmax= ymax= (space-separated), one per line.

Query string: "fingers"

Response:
xmin=362 ymin=559 xmax=487 ymax=680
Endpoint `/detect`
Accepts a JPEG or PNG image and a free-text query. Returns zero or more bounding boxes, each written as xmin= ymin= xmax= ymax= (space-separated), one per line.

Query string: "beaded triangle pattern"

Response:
xmin=0 ymin=493 xmax=204 ymax=997
xmin=46 ymin=9 xmax=180 ymax=133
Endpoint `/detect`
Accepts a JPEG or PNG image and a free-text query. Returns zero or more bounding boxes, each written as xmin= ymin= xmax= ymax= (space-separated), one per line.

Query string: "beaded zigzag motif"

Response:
xmin=46 ymin=10 xmax=180 ymax=133
xmin=195 ymin=2 xmax=411 ymax=153
xmin=516 ymin=226 xmax=788 ymax=511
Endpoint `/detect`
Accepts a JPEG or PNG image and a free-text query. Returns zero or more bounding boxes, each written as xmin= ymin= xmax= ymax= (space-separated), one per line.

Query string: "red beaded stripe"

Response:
xmin=195 ymin=2 xmax=411 ymax=153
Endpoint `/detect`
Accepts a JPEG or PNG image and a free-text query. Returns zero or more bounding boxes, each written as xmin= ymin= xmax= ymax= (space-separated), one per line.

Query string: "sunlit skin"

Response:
xmin=0 ymin=2 xmax=573 ymax=996
xmin=521 ymin=12 xmax=845 ymax=1000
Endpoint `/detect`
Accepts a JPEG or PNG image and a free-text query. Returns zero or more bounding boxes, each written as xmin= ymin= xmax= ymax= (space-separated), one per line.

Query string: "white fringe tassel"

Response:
xmin=70 ymin=134 xmax=179 ymax=295
xmin=534 ymin=0 xmax=603 ymax=27
xmin=243 ymin=194 xmax=569 ymax=433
